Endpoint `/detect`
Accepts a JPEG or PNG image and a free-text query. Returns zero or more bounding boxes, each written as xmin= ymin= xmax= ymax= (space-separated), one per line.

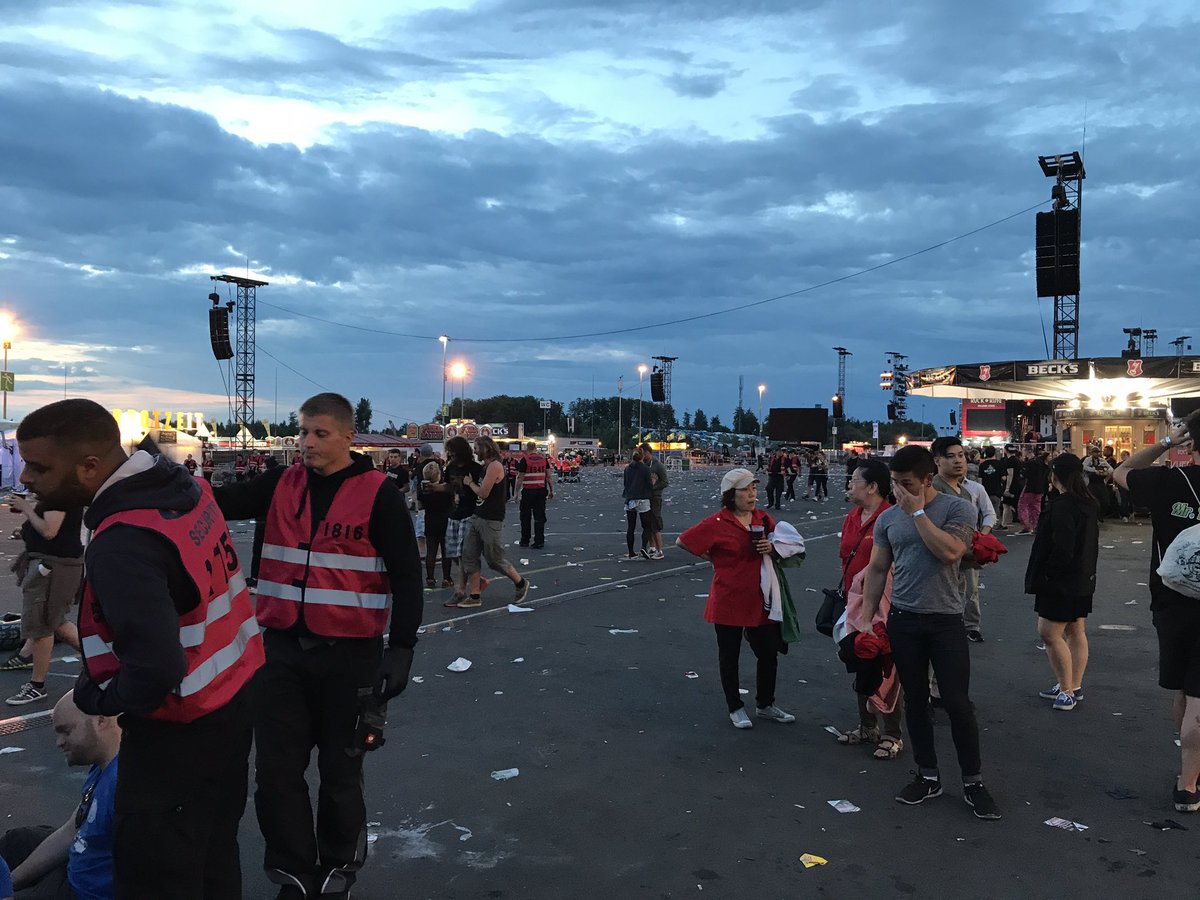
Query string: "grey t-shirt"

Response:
xmin=873 ymin=492 xmax=977 ymax=614
xmin=648 ymin=458 xmax=669 ymax=494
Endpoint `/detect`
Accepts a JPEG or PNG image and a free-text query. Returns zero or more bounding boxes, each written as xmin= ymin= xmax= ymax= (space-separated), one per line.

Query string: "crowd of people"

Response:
xmin=0 ymin=393 xmax=1197 ymax=895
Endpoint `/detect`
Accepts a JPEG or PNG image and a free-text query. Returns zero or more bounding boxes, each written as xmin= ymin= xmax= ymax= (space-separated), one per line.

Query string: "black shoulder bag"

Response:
xmin=815 ymin=521 xmax=874 ymax=637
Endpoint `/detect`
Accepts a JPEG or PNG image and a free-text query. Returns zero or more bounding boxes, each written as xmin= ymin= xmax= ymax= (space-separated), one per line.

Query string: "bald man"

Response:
xmin=0 ymin=692 xmax=120 ymax=898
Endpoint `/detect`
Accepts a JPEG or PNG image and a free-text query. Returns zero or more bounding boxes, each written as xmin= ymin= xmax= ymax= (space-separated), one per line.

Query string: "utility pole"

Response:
xmin=617 ymin=376 xmax=624 ymax=459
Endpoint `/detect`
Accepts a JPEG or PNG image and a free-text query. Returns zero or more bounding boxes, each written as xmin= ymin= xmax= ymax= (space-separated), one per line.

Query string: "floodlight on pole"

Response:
xmin=438 ymin=336 xmax=449 ymax=423
xmin=0 ymin=312 xmax=15 ymax=419
xmin=638 ymin=364 xmax=648 ymax=438
xmin=449 ymin=360 xmax=468 ymax=419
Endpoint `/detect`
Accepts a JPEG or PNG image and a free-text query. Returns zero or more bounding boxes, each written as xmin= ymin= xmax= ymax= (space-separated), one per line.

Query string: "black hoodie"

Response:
xmin=214 ymin=452 xmax=423 ymax=650
xmin=76 ymin=455 xmax=206 ymax=718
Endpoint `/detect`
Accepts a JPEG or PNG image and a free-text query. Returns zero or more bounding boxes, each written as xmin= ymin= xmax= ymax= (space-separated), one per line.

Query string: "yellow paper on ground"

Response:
xmin=800 ymin=853 xmax=827 ymax=868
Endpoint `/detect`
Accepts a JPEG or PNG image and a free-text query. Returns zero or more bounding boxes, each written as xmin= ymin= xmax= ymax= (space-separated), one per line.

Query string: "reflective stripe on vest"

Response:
xmin=255 ymin=465 xmax=391 ymax=638
xmin=522 ymin=453 xmax=547 ymax=490
xmin=79 ymin=479 xmax=264 ymax=723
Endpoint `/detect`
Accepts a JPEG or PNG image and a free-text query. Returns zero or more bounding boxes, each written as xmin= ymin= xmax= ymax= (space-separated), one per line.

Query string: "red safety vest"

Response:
xmin=522 ymin=452 xmax=547 ymax=490
xmin=79 ymin=480 xmax=264 ymax=724
xmin=256 ymin=465 xmax=391 ymax=638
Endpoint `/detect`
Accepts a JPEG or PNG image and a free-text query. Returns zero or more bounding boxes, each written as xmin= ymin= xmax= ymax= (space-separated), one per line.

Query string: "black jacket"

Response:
xmin=76 ymin=455 xmax=203 ymax=717
xmin=1024 ymin=492 xmax=1099 ymax=597
xmin=214 ymin=453 xmax=423 ymax=649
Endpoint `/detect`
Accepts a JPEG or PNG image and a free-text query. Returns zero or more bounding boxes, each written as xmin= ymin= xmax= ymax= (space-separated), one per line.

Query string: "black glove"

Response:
xmin=374 ymin=645 xmax=414 ymax=703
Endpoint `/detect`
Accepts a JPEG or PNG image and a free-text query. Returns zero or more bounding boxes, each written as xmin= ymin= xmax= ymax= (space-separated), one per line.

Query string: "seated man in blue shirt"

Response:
xmin=0 ymin=691 xmax=120 ymax=899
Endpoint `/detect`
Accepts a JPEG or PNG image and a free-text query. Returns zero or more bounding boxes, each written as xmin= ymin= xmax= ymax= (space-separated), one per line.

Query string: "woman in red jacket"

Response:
xmin=677 ymin=468 xmax=795 ymax=730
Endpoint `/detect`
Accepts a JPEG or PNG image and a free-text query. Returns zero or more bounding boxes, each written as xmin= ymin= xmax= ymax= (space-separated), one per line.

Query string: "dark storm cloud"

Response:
xmin=662 ymin=72 xmax=728 ymax=99
xmin=2 ymin=1 xmax=1198 ymax=419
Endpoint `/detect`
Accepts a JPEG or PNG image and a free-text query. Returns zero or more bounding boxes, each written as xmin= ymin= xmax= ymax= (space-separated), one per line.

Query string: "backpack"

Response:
xmin=1156 ymin=470 xmax=1200 ymax=600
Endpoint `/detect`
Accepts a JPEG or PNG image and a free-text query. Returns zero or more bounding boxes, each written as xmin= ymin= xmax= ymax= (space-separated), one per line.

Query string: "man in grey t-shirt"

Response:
xmin=639 ymin=443 xmax=668 ymax=560
xmin=862 ymin=445 xmax=1001 ymax=820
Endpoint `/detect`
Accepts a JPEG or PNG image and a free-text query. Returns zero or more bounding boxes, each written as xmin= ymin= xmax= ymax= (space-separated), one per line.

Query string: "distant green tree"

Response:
xmin=693 ymin=409 xmax=709 ymax=430
xmin=354 ymin=398 xmax=372 ymax=433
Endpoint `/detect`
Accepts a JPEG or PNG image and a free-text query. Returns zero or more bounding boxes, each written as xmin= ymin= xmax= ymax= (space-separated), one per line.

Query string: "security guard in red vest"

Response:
xmin=17 ymin=399 xmax=264 ymax=898
xmin=215 ymin=392 xmax=422 ymax=899
xmin=516 ymin=440 xmax=555 ymax=548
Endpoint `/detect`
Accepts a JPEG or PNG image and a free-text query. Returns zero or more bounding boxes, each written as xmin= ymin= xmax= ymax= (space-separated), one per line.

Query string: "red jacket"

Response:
xmin=256 ymin=465 xmax=391 ymax=638
xmin=80 ymin=480 xmax=264 ymax=723
xmin=679 ymin=508 xmax=776 ymax=627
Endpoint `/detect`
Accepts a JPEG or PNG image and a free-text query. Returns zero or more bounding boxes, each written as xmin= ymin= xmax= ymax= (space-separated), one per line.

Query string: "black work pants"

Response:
xmin=887 ymin=607 xmax=981 ymax=780
xmin=114 ymin=687 xmax=253 ymax=899
xmin=519 ymin=489 xmax=548 ymax=545
xmin=425 ymin=514 xmax=451 ymax=581
xmin=785 ymin=474 xmax=797 ymax=500
xmin=765 ymin=474 xmax=784 ymax=508
xmin=714 ymin=622 xmax=781 ymax=712
xmin=255 ymin=630 xmax=383 ymax=894
xmin=0 ymin=826 xmax=69 ymax=898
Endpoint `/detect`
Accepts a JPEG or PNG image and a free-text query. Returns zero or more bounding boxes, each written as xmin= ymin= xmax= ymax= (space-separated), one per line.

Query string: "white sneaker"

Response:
xmin=756 ymin=704 xmax=796 ymax=723
xmin=649 ymin=549 xmax=665 ymax=560
xmin=729 ymin=709 xmax=753 ymax=729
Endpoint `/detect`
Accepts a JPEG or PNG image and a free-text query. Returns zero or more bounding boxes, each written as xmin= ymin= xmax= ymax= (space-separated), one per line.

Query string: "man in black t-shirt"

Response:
xmin=1115 ymin=411 xmax=1200 ymax=815
xmin=999 ymin=445 xmax=1023 ymax=529
xmin=978 ymin=447 xmax=1006 ymax=529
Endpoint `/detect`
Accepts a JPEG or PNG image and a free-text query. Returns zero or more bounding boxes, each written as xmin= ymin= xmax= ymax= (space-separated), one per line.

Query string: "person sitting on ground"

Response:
xmin=676 ymin=468 xmax=795 ymax=730
xmin=0 ymin=691 xmax=120 ymax=898
xmin=1025 ymin=453 xmax=1098 ymax=712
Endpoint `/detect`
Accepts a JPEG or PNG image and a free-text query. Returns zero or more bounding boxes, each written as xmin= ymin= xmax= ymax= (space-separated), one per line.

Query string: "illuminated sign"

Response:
xmin=1025 ymin=362 xmax=1080 ymax=376
xmin=112 ymin=409 xmax=207 ymax=433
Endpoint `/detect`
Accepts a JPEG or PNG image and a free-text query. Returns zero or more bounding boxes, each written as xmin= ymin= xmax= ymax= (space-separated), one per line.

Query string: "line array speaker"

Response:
xmin=1035 ymin=209 xmax=1080 ymax=297
xmin=209 ymin=306 xmax=234 ymax=360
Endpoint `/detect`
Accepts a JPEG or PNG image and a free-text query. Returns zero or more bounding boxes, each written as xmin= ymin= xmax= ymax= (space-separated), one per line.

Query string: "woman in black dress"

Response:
xmin=1025 ymin=453 xmax=1099 ymax=711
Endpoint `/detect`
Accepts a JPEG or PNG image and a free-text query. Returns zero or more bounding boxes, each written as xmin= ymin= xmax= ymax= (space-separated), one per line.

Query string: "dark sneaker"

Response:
xmin=0 ymin=653 xmax=33 ymax=671
xmin=1052 ymin=691 xmax=1077 ymax=711
xmin=964 ymin=782 xmax=1002 ymax=819
xmin=513 ymin=579 xmax=530 ymax=604
xmin=6 ymin=682 xmax=48 ymax=706
xmin=1174 ymin=786 xmax=1200 ymax=813
xmin=966 ymin=629 xmax=984 ymax=643
xmin=896 ymin=772 xmax=943 ymax=805
xmin=639 ymin=548 xmax=651 ymax=559
xmin=1038 ymin=683 xmax=1083 ymax=701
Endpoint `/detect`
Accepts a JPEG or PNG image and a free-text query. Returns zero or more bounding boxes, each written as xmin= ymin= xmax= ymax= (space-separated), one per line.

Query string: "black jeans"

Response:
xmin=255 ymin=630 xmax=382 ymax=894
xmin=519 ymin=489 xmax=548 ymax=545
xmin=625 ymin=508 xmax=653 ymax=554
xmin=765 ymin=474 xmax=784 ymax=508
xmin=887 ymin=607 xmax=981 ymax=780
xmin=114 ymin=687 xmax=253 ymax=899
xmin=714 ymin=622 xmax=781 ymax=712
xmin=425 ymin=514 xmax=450 ymax=581
xmin=785 ymin=474 xmax=797 ymax=500
xmin=0 ymin=826 xmax=69 ymax=898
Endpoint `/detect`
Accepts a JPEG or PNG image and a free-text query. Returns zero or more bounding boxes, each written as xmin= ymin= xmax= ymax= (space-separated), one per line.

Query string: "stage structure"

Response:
xmin=210 ymin=274 xmax=269 ymax=452
xmin=1036 ymin=151 xmax=1085 ymax=360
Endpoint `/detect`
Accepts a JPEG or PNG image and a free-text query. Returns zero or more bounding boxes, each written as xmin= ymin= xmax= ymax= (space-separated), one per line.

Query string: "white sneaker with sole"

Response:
xmin=729 ymin=709 xmax=753 ymax=729
xmin=756 ymin=705 xmax=796 ymax=723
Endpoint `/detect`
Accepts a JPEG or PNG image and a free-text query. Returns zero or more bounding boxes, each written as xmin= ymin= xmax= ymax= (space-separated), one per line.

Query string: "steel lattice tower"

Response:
xmin=1038 ymin=152 xmax=1085 ymax=360
xmin=833 ymin=347 xmax=851 ymax=417
xmin=211 ymin=274 xmax=268 ymax=451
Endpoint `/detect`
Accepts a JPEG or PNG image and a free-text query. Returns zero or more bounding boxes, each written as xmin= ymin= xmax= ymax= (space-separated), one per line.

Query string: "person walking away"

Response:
xmin=419 ymin=462 xmax=454 ymax=589
xmin=17 ymin=398 xmax=264 ymax=896
xmin=622 ymin=449 xmax=655 ymax=560
xmin=1115 ymin=449 xmax=1135 ymax=521
xmin=835 ymin=459 xmax=902 ymax=758
xmin=763 ymin=449 xmax=785 ymax=509
xmin=1 ymin=494 xmax=82 ymax=705
xmin=1000 ymin=444 xmax=1024 ymax=529
xmin=1025 ymin=453 xmax=1098 ymax=711
xmin=639 ymin=442 xmax=668 ymax=559
xmin=978 ymin=446 xmax=1007 ymax=530
xmin=214 ymin=392 xmax=421 ymax=898
xmin=1114 ymin=412 xmax=1200 ymax=813
xmin=458 ymin=436 xmax=529 ymax=610
xmin=1 ymin=691 xmax=120 ymax=897
xmin=516 ymin=441 xmax=554 ymax=550
xmin=441 ymin=437 xmax=483 ymax=606
xmin=813 ymin=451 xmax=830 ymax=501
xmin=785 ymin=449 xmax=799 ymax=502
xmin=1017 ymin=450 xmax=1049 ymax=534
xmin=931 ymin=437 xmax=997 ymax=643
xmin=677 ymin=468 xmax=795 ymax=729
xmin=861 ymin=446 xmax=1001 ymax=819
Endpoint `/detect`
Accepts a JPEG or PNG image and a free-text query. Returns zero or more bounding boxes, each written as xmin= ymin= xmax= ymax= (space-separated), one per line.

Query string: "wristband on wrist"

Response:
xmin=1161 ymin=436 xmax=1174 ymax=449
xmin=911 ymin=509 xmax=926 ymax=519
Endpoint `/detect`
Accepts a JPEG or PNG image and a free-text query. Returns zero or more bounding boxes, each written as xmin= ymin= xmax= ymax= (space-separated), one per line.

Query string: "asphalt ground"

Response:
xmin=1 ymin=465 xmax=1198 ymax=899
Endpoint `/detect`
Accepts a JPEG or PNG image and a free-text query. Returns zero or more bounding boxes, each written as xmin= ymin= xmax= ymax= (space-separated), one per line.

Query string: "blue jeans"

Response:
xmin=887 ymin=607 xmax=982 ymax=780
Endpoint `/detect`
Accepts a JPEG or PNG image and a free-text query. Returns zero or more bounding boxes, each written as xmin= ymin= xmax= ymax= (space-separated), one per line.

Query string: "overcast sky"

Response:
xmin=1 ymin=0 xmax=1197 ymax=429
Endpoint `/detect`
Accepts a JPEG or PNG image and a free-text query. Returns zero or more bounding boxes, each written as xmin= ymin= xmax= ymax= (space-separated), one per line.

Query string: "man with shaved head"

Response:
xmin=0 ymin=691 xmax=121 ymax=898
xmin=17 ymin=398 xmax=263 ymax=897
